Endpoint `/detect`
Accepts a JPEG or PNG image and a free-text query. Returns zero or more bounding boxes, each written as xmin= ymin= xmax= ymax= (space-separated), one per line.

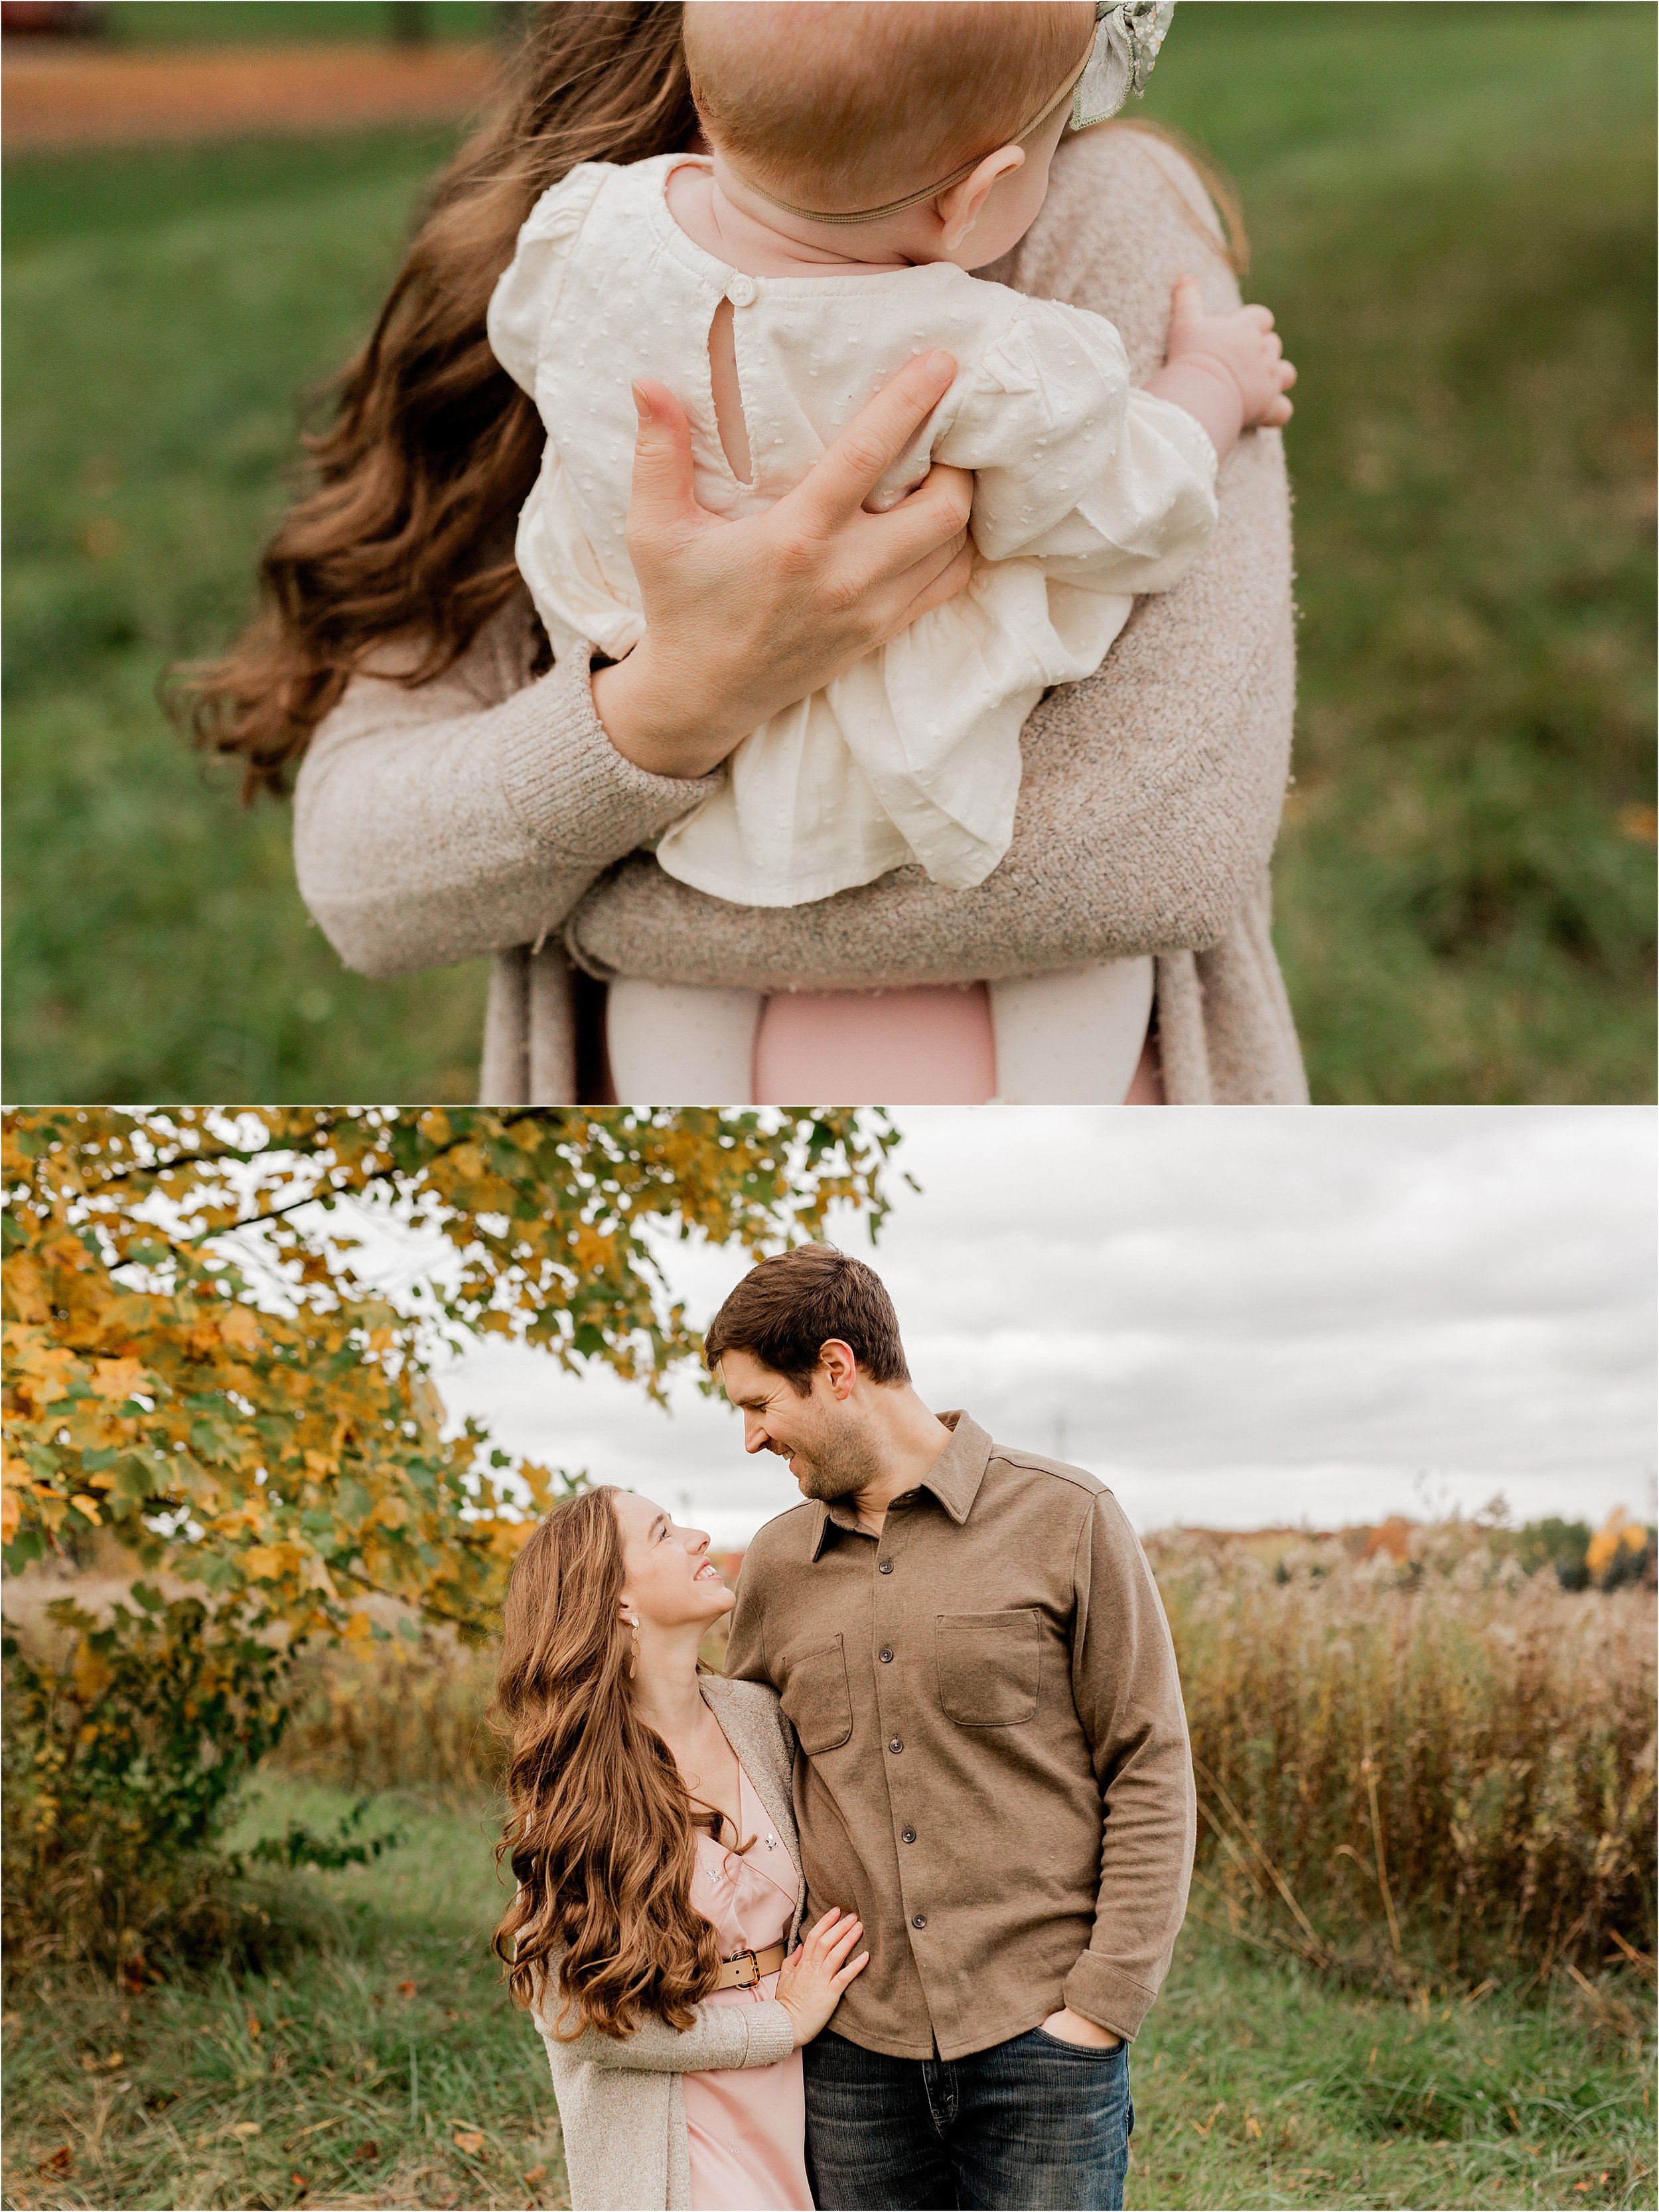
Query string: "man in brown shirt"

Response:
xmin=709 ymin=1245 xmax=1195 ymax=2212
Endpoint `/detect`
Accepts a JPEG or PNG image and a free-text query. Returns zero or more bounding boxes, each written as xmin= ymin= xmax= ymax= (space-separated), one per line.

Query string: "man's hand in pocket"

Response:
xmin=1039 ymin=2006 xmax=1123 ymax=2049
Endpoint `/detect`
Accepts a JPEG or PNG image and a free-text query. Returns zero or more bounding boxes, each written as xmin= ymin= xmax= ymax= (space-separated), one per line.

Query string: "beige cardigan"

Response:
xmin=530 ymin=1676 xmax=804 ymax=2212
xmin=293 ymin=128 xmax=1306 ymax=1105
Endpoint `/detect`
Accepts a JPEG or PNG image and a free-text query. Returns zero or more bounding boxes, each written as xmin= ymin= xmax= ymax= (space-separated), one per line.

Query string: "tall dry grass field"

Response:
xmin=1149 ymin=1530 xmax=1655 ymax=1988
xmin=273 ymin=1627 xmax=506 ymax=1799
xmin=261 ymin=1531 xmax=1656 ymax=1994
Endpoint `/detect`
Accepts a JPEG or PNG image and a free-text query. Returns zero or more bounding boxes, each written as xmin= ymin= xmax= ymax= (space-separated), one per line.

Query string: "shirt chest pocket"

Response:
xmin=779 ymin=1634 xmax=854 ymax=1756
xmin=935 ymin=1610 xmax=1043 ymax=1727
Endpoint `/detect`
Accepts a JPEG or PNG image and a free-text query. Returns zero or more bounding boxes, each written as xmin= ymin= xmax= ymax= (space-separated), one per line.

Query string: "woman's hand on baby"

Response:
xmin=774 ymin=1908 xmax=869 ymax=2047
xmin=1145 ymin=273 xmax=1297 ymax=460
xmin=591 ymin=354 xmax=974 ymax=782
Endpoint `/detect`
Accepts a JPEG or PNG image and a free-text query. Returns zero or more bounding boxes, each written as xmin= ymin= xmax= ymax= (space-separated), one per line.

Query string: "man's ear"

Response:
xmin=934 ymin=143 xmax=1025 ymax=251
xmin=818 ymin=1339 xmax=859 ymax=1399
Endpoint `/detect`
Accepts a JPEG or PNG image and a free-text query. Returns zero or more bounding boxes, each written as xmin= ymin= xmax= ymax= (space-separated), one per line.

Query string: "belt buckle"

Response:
xmin=727 ymin=1947 xmax=760 ymax=1989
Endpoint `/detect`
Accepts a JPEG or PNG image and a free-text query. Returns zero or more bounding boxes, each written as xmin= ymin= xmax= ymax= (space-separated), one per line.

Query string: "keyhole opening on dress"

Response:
xmin=708 ymin=296 xmax=755 ymax=486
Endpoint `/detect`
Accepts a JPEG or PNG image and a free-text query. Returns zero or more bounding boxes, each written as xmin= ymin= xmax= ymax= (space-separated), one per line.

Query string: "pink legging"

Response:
xmin=605 ymin=965 xmax=1164 ymax=1105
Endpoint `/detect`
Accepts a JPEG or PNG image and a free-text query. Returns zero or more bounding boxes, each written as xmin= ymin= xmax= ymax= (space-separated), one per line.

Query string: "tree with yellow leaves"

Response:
xmin=3 ymin=1106 xmax=897 ymax=1964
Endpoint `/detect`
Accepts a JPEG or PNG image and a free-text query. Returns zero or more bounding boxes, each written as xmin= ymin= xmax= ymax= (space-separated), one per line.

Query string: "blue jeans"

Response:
xmin=804 ymin=2024 xmax=1134 ymax=2210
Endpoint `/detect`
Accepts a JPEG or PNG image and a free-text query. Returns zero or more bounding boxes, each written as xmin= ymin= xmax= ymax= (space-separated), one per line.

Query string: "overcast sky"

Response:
xmin=429 ymin=1107 xmax=1654 ymax=1548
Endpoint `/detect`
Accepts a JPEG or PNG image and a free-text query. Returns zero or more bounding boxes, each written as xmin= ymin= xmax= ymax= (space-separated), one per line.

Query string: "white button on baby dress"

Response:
xmin=725 ymin=273 xmax=757 ymax=307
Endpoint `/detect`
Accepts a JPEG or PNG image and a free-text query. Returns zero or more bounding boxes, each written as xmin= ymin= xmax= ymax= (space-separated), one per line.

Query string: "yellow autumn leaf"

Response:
xmin=242 ymin=1543 xmax=307 ymax=1583
xmin=72 ymin=1647 xmax=111 ymax=1701
xmin=90 ymin=1357 xmax=147 ymax=1402
xmin=69 ymin=1493 xmax=103 ymax=1523
xmin=343 ymin=1612 xmax=374 ymax=1642
xmin=7 ymin=1340 xmax=80 ymax=1414
xmin=2 ymin=1255 xmax=50 ymax=1325
xmin=218 ymin=1306 xmax=260 ymax=1353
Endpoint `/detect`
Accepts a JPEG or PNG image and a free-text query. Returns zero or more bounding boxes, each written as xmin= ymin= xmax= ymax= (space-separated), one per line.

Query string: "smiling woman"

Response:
xmin=488 ymin=1483 xmax=865 ymax=2211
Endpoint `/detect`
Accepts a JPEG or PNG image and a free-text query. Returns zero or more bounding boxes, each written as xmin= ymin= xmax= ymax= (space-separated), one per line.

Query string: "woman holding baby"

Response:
xmin=188 ymin=0 xmax=1307 ymax=1109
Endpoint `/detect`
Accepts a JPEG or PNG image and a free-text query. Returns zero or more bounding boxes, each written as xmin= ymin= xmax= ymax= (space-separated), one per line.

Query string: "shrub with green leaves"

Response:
xmin=3 ymin=1586 xmax=291 ymax=1972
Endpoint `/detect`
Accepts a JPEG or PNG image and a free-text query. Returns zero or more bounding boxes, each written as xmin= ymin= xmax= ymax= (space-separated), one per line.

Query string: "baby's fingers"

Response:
xmin=1167 ymin=272 xmax=1206 ymax=336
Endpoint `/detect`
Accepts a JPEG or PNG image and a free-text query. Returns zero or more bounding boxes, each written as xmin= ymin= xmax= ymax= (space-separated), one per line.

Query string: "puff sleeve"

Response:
xmin=486 ymin=162 xmax=613 ymax=394
xmin=941 ymin=296 xmax=1220 ymax=593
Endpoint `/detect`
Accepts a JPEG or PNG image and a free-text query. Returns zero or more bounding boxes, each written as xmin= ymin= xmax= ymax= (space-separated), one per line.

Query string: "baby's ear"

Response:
xmin=936 ymin=145 xmax=1025 ymax=251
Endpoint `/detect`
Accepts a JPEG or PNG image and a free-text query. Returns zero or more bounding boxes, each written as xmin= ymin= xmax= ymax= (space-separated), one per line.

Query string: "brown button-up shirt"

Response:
xmin=723 ymin=1411 xmax=1196 ymax=2061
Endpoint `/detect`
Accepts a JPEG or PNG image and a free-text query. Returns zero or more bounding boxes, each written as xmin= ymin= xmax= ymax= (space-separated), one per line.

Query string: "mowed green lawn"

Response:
xmin=3 ymin=3 xmax=1654 ymax=1102
xmin=2 ymin=1780 xmax=1652 ymax=2212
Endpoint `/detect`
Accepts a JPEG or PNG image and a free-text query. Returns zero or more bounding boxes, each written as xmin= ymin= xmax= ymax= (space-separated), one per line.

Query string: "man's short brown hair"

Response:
xmin=704 ymin=1244 xmax=910 ymax=1395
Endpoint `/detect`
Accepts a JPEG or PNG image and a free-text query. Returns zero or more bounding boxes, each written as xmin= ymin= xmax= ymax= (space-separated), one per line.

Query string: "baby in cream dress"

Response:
xmin=488 ymin=0 xmax=1295 ymax=1101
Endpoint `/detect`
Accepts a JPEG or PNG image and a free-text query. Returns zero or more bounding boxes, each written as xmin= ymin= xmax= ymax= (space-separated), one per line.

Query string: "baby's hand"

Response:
xmin=1144 ymin=274 xmax=1297 ymax=461
xmin=1166 ymin=273 xmax=1296 ymax=431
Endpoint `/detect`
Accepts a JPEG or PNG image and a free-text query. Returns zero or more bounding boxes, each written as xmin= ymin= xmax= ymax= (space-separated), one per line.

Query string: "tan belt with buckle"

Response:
xmin=715 ymin=1943 xmax=787 ymax=1991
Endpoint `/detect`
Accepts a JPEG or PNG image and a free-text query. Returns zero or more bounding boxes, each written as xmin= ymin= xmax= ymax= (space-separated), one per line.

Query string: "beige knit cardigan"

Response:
xmin=293 ymin=127 xmax=1307 ymax=1104
xmin=529 ymin=1676 xmax=804 ymax=2212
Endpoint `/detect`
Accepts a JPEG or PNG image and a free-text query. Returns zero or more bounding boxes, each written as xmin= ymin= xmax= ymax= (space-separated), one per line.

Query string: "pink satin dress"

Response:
xmin=682 ymin=1767 xmax=810 ymax=2212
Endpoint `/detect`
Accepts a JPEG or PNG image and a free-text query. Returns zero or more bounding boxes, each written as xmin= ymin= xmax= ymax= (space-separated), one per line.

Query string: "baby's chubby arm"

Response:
xmin=1143 ymin=275 xmax=1297 ymax=462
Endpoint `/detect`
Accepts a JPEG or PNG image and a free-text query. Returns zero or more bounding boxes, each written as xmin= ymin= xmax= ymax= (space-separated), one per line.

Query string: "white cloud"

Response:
xmin=433 ymin=1106 xmax=1655 ymax=1545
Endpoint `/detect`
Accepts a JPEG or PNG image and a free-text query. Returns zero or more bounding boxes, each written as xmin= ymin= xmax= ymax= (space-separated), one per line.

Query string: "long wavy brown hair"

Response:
xmin=178 ymin=3 xmax=1244 ymax=801
xmin=180 ymin=4 xmax=697 ymax=798
xmin=491 ymin=1486 xmax=732 ymax=2041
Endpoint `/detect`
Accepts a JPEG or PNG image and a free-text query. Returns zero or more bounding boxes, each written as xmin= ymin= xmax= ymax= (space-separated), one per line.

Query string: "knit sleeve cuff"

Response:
xmin=1061 ymin=1955 xmax=1159 ymax=2044
xmin=742 ymin=2001 xmax=798 ymax=2069
xmin=494 ymin=643 xmax=720 ymax=866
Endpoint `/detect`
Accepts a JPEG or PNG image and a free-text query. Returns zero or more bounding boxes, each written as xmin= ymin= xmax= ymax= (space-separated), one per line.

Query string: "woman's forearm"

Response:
xmin=563 ymin=129 xmax=1297 ymax=989
xmin=538 ymin=1996 xmax=795 ymax=2074
xmin=292 ymin=622 xmax=715 ymax=979
xmin=567 ymin=427 xmax=1295 ymax=989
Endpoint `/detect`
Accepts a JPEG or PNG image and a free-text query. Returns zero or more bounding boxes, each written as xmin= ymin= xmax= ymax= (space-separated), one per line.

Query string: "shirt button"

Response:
xmin=901 ymin=1827 xmax=916 ymax=1844
xmin=726 ymin=273 xmax=757 ymax=307
xmin=879 ymin=1560 xmax=894 ymax=1575
xmin=879 ymin=1647 xmax=894 ymax=1663
xmin=912 ymin=1913 xmax=928 ymax=1929
xmin=888 ymin=1738 xmax=903 ymax=1754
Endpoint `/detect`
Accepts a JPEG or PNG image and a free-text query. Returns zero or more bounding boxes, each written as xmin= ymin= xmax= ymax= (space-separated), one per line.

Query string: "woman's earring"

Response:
xmin=626 ymin=1612 xmax=640 ymax=1678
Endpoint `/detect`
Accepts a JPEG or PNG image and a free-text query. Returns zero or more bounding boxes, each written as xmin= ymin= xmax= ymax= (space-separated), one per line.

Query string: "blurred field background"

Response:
xmin=3 ymin=1 xmax=1654 ymax=1102
xmin=6 ymin=1513 xmax=1654 ymax=2212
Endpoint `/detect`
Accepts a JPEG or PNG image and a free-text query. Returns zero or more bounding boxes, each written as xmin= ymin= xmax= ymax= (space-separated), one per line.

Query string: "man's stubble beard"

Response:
xmin=786 ymin=1415 xmax=885 ymax=1504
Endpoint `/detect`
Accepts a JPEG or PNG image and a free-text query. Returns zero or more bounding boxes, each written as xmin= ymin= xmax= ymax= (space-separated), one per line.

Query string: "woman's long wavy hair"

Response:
xmin=179 ymin=4 xmax=698 ymax=797
xmin=490 ymin=1486 xmax=728 ymax=2041
xmin=177 ymin=3 xmax=1245 ymax=801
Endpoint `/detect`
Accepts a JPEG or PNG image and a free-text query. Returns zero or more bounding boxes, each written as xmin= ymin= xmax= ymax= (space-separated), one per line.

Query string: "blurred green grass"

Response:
xmin=3 ymin=2 xmax=1654 ymax=1102
xmin=1144 ymin=1 xmax=1656 ymax=1102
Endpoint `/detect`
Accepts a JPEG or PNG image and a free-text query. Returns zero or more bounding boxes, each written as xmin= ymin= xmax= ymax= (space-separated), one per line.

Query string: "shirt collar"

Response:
xmin=808 ymin=1410 xmax=991 ymax=1560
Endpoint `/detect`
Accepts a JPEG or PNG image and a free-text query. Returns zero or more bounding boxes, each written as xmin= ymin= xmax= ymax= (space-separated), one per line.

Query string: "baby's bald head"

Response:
xmin=683 ymin=1 xmax=1094 ymax=216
